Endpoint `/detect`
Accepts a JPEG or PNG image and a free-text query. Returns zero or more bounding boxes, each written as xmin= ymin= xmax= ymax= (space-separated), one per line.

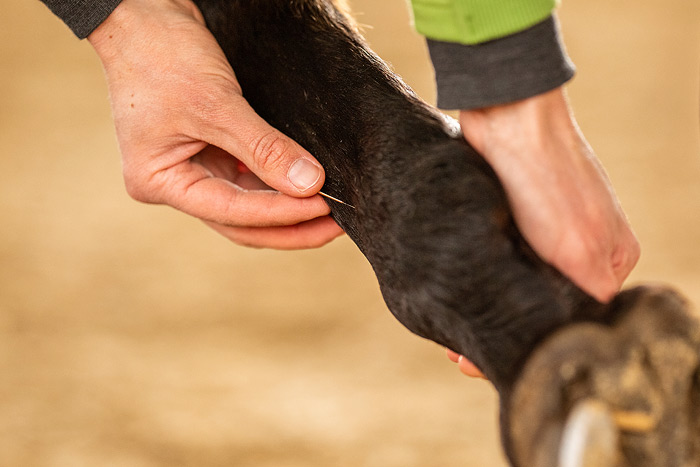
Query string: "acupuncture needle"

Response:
xmin=318 ymin=191 xmax=356 ymax=209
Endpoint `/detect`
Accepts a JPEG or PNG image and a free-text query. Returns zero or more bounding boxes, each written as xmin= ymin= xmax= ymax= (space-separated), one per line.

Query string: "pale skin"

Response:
xmin=88 ymin=0 xmax=344 ymax=249
xmin=451 ymin=90 xmax=640 ymax=378
xmin=87 ymin=0 xmax=640 ymax=379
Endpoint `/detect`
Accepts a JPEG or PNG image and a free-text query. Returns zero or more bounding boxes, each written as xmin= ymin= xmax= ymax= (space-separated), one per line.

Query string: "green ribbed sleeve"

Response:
xmin=409 ymin=0 xmax=557 ymax=44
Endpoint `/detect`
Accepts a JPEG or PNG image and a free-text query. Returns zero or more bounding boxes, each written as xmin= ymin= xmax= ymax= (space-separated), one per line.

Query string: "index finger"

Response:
xmin=159 ymin=160 xmax=331 ymax=227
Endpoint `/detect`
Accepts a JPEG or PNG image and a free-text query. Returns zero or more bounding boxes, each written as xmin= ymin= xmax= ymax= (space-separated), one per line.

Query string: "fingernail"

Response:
xmin=288 ymin=158 xmax=322 ymax=192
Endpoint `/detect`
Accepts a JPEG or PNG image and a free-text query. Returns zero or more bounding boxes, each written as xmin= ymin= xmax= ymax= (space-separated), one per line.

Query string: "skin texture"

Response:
xmin=453 ymin=90 xmax=640 ymax=375
xmin=76 ymin=2 xmax=699 ymax=464
xmin=87 ymin=0 xmax=639 ymax=377
xmin=88 ymin=0 xmax=344 ymax=249
xmin=190 ymin=0 xmax=612 ymax=394
xmin=192 ymin=8 xmax=699 ymax=466
xmin=460 ymin=91 xmax=640 ymax=304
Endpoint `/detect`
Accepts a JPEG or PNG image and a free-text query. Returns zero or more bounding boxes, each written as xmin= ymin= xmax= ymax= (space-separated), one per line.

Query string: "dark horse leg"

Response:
xmin=193 ymin=1 xmax=700 ymax=465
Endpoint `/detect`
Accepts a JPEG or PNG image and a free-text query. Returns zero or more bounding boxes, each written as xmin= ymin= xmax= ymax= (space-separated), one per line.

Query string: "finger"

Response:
xmin=151 ymin=160 xmax=331 ymax=227
xmin=556 ymin=239 xmax=622 ymax=303
xmin=610 ymin=228 xmax=641 ymax=285
xmin=558 ymin=253 xmax=619 ymax=304
xmin=203 ymin=215 xmax=345 ymax=249
xmin=447 ymin=349 xmax=487 ymax=379
xmin=191 ymin=145 xmax=271 ymax=190
xmin=446 ymin=349 xmax=461 ymax=363
xmin=178 ymin=177 xmax=331 ymax=227
xmin=233 ymin=172 xmax=273 ymax=191
xmin=549 ymin=222 xmax=636 ymax=304
xmin=457 ymin=355 xmax=487 ymax=379
xmin=190 ymin=145 xmax=239 ymax=181
xmin=203 ymin=95 xmax=325 ymax=198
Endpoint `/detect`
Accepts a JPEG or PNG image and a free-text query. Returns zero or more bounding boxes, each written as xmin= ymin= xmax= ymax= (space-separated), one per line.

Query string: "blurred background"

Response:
xmin=1 ymin=0 xmax=699 ymax=466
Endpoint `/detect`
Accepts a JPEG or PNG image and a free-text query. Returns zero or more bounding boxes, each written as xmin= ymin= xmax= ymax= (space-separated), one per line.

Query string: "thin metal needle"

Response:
xmin=318 ymin=191 xmax=356 ymax=209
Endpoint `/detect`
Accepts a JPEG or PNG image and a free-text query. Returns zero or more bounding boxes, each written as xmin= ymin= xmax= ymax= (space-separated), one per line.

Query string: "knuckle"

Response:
xmin=225 ymin=229 xmax=265 ymax=249
xmin=229 ymin=234 xmax=257 ymax=248
xmin=249 ymin=130 xmax=293 ymax=172
xmin=612 ymin=231 xmax=642 ymax=275
xmin=122 ymin=169 xmax=158 ymax=204
xmin=123 ymin=177 xmax=149 ymax=203
xmin=626 ymin=233 xmax=642 ymax=265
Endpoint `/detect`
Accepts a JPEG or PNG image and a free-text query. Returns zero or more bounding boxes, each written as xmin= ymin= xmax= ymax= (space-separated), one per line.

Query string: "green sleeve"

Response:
xmin=409 ymin=0 xmax=557 ymax=44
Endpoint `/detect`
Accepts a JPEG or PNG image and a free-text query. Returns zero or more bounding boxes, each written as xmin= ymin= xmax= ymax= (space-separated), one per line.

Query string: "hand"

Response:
xmin=88 ymin=0 xmax=344 ymax=249
xmin=448 ymin=88 xmax=640 ymax=379
xmin=460 ymin=88 xmax=640 ymax=303
xmin=446 ymin=349 xmax=486 ymax=379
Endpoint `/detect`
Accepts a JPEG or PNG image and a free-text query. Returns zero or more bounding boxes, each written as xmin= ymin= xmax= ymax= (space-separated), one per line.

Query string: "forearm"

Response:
xmin=410 ymin=1 xmax=639 ymax=304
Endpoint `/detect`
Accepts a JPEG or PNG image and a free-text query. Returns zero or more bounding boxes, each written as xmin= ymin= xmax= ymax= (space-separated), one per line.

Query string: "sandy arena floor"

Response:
xmin=1 ymin=1 xmax=699 ymax=466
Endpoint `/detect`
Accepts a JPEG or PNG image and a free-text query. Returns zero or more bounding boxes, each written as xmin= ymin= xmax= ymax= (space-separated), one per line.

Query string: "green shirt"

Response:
xmin=409 ymin=0 xmax=557 ymax=44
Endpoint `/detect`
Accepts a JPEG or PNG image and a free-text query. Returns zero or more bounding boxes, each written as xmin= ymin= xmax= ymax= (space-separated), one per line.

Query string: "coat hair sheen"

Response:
xmin=192 ymin=1 xmax=700 ymax=466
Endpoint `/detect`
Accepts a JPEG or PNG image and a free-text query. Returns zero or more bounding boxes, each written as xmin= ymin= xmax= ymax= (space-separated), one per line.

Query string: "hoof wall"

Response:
xmin=508 ymin=286 xmax=700 ymax=467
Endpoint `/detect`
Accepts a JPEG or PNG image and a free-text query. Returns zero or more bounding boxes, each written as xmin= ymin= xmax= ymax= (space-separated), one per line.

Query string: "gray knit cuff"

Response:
xmin=426 ymin=15 xmax=575 ymax=110
xmin=40 ymin=0 xmax=124 ymax=39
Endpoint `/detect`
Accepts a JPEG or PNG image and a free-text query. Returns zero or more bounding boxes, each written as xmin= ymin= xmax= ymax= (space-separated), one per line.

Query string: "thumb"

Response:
xmin=205 ymin=95 xmax=325 ymax=197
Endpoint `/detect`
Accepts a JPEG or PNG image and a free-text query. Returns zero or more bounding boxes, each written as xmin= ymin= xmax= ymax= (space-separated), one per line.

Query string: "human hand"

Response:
xmin=88 ymin=0 xmax=344 ymax=249
xmin=447 ymin=88 xmax=640 ymax=379
xmin=460 ymin=88 xmax=640 ymax=303
xmin=446 ymin=349 xmax=486 ymax=379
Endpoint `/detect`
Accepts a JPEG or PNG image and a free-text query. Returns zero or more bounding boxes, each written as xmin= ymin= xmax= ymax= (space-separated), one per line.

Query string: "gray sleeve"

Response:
xmin=426 ymin=15 xmax=575 ymax=110
xmin=40 ymin=0 xmax=123 ymax=39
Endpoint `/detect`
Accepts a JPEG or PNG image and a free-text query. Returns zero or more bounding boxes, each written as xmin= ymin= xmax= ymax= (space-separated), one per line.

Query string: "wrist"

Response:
xmin=87 ymin=0 xmax=126 ymax=57
xmin=460 ymin=87 xmax=581 ymax=161
xmin=87 ymin=0 xmax=202 ymax=61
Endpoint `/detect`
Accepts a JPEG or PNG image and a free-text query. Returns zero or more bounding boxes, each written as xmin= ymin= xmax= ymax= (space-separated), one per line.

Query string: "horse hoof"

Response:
xmin=507 ymin=285 xmax=700 ymax=467
xmin=558 ymin=399 xmax=619 ymax=467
